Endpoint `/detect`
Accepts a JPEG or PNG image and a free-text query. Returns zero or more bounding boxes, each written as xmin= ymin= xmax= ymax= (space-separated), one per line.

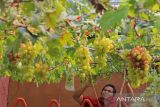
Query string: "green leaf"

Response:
xmin=0 ymin=0 xmax=5 ymax=12
xmin=45 ymin=11 xmax=59 ymax=28
xmin=56 ymin=2 xmax=64 ymax=14
xmin=98 ymin=6 xmax=129 ymax=31
xmin=5 ymin=36 xmax=16 ymax=53
xmin=30 ymin=14 xmax=41 ymax=27
xmin=139 ymin=12 xmax=149 ymax=21
xmin=152 ymin=49 xmax=160 ymax=56
xmin=109 ymin=53 xmax=124 ymax=72
xmin=46 ymin=39 xmax=64 ymax=61
xmin=20 ymin=2 xmax=35 ymax=15
xmin=155 ymin=16 xmax=160 ymax=29
xmin=124 ymin=43 xmax=133 ymax=49
xmin=45 ymin=1 xmax=64 ymax=28
xmin=0 ymin=22 xmax=7 ymax=31
xmin=66 ymin=47 xmax=76 ymax=57
xmin=144 ymin=0 xmax=157 ymax=8
xmin=12 ymin=35 xmax=23 ymax=53
xmin=151 ymin=4 xmax=160 ymax=12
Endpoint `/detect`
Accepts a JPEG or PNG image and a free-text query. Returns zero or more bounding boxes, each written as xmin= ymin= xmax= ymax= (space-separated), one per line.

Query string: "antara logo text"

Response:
xmin=116 ymin=97 xmax=146 ymax=102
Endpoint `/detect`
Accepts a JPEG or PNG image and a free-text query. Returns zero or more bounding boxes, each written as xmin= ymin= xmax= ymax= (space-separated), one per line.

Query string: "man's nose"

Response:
xmin=104 ymin=91 xmax=109 ymax=93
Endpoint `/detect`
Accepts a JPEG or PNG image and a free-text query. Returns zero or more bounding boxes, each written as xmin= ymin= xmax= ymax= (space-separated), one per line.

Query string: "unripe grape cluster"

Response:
xmin=12 ymin=41 xmax=37 ymax=82
xmin=19 ymin=41 xmax=36 ymax=64
xmin=75 ymin=46 xmax=93 ymax=76
xmin=127 ymin=46 xmax=152 ymax=88
xmin=35 ymin=61 xmax=50 ymax=80
xmin=21 ymin=65 xmax=34 ymax=82
xmin=94 ymin=37 xmax=114 ymax=67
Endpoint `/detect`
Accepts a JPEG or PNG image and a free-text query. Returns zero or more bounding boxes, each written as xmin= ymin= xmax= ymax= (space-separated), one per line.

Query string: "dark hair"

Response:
xmin=101 ymin=84 xmax=116 ymax=96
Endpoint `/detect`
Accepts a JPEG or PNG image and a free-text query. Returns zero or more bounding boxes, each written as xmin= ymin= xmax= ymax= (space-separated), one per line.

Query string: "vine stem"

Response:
xmin=48 ymin=63 xmax=64 ymax=71
xmin=120 ymin=70 xmax=126 ymax=96
xmin=119 ymin=64 xmax=127 ymax=107
xmin=89 ymin=71 xmax=102 ymax=107
xmin=0 ymin=17 xmax=8 ymax=23
xmin=92 ymin=84 xmax=102 ymax=107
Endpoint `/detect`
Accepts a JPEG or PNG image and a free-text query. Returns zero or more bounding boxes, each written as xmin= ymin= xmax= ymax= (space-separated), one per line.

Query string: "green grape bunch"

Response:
xmin=127 ymin=46 xmax=152 ymax=88
xmin=35 ymin=61 xmax=50 ymax=81
xmin=19 ymin=41 xmax=37 ymax=64
xmin=21 ymin=65 xmax=34 ymax=82
xmin=75 ymin=45 xmax=93 ymax=77
xmin=12 ymin=40 xmax=38 ymax=82
xmin=94 ymin=37 xmax=114 ymax=68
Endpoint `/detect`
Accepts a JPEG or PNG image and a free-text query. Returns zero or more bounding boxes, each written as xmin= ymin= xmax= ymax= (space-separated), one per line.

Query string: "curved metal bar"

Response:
xmin=48 ymin=99 xmax=60 ymax=107
xmin=13 ymin=98 xmax=28 ymax=107
xmin=81 ymin=99 xmax=94 ymax=107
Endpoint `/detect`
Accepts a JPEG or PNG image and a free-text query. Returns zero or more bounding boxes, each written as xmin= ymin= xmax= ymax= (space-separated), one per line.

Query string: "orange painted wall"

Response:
xmin=7 ymin=73 xmax=148 ymax=107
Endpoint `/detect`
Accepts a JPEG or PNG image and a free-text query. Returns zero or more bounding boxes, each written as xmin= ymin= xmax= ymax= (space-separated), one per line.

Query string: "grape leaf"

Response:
xmin=98 ymin=5 xmax=129 ymax=31
xmin=46 ymin=39 xmax=64 ymax=61
xmin=155 ymin=16 xmax=160 ymax=29
xmin=144 ymin=0 xmax=157 ymax=8
xmin=20 ymin=2 xmax=35 ymax=15
xmin=45 ymin=2 xmax=64 ymax=28
xmin=0 ymin=0 xmax=5 ymax=12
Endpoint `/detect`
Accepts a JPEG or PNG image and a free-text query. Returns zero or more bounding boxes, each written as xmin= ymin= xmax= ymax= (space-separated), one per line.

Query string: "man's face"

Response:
xmin=101 ymin=86 xmax=114 ymax=99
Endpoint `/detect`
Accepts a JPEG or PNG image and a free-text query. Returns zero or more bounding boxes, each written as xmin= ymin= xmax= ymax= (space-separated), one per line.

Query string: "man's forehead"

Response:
xmin=104 ymin=86 xmax=113 ymax=90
